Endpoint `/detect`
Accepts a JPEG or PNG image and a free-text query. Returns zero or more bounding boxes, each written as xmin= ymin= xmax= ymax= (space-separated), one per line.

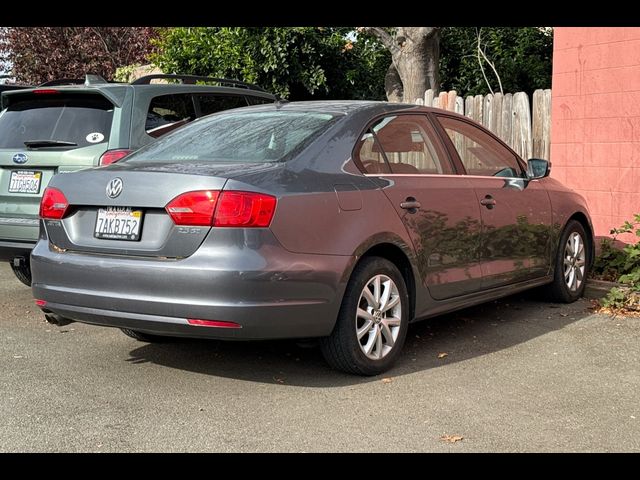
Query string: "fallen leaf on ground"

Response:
xmin=13 ymin=355 xmax=23 ymax=359
xmin=440 ymin=434 xmax=463 ymax=443
xmin=381 ymin=377 xmax=393 ymax=384
xmin=273 ymin=377 xmax=285 ymax=384
xmin=437 ymin=352 xmax=448 ymax=359
xmin=560 ymin=313 xmax=568 ymax=317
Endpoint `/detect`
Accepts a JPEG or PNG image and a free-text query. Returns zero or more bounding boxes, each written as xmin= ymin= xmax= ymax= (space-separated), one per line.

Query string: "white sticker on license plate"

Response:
xmin=94 ymin=207 xmax=143 ymax=241
xmin=8 ymin=170 xmax=42 ymax=194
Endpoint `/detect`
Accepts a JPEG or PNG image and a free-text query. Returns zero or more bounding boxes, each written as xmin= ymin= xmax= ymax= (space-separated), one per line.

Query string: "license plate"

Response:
xmin=8 ymin=170 xmax=42 ymax=194
xmin=94 ymin=207 xmax=143 ymax=241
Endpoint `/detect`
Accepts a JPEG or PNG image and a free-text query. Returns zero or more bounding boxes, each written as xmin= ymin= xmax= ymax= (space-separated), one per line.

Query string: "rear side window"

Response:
xmin=356 ymin=115 xmax=453 ymax=175
xmin=0 ymin=94 xmax=114 ymax=149
xmin=146 ymin=94 xmax=196 ymax=137
xmin=196 ymin=94 xmax=248 ymax=116
xmin=125 ymin=111 xmax=337 ymax=164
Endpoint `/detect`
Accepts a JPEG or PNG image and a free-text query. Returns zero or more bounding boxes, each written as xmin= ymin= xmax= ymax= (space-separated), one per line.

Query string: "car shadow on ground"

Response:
xmin=126 ymin=290 xmax=595 ymax=387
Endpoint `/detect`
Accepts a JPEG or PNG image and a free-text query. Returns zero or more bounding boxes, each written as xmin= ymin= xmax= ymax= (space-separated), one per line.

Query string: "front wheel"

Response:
xmin=320 ymin=256 xmax=409 ymax=376
xmin=545 ymin=220 xmax=590 ymax=303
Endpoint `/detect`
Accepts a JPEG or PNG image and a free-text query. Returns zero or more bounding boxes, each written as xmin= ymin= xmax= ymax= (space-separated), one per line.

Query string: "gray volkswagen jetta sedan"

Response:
xmin=31 ymin=101 xmax=594 ymax=375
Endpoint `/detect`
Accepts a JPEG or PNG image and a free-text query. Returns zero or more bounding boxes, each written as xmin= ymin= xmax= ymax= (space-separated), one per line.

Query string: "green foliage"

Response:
xmin=151 ymin=27 xmax=388 ymax=100
xmin=151 ymin=27 xmax=552 ymax=101
xmin=113 ymin=64 xmax=141 ymax=83
xmin=439 ymin=27 xmax=553 ymax=96
xmin=595 ymin=214 xmax=640 ymax=310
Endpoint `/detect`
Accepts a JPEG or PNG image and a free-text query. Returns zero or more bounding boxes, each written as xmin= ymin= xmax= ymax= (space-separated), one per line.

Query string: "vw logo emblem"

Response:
xmin=106 ymin=178 xmax=124 ymax=199
xmin=12 ymin=153 xmax=28 ymax=164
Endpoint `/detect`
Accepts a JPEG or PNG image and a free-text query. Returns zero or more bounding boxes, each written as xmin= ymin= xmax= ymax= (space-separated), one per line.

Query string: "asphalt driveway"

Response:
xmin=0 ymin=263 xmax=638 ymax=452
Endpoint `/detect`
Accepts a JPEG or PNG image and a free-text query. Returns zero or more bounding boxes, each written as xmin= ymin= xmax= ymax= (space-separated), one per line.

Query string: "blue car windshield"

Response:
xmin=125 ymin=110 xmax=338 ymax=163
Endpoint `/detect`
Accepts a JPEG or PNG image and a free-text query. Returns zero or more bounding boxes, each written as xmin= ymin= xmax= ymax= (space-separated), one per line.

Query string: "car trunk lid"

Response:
xmin=44 ymin=161 xmax=277 ymax=258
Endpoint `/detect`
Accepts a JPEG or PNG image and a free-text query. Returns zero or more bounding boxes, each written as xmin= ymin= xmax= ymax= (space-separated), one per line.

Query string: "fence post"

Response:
xmin=501 ymin=93 xmax=513 ymax=147
xmin=532 ymin=89 xmax=552 ymax=160
xmin=512 ymin=92 xmax=532 ymax=160
xmin=424 ymin=89 xmax=434 ymax=107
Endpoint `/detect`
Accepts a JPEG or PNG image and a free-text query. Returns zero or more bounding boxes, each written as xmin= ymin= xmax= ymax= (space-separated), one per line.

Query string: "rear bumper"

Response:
xmin=0 ymin=239 xmax=36 ymax=261
xmin=31 ymin=230 xmax=354 ymax=340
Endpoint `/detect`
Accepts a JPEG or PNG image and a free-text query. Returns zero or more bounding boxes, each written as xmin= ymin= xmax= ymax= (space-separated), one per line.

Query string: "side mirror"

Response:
xmin=527 ymin=158 xmax=551 ymax=179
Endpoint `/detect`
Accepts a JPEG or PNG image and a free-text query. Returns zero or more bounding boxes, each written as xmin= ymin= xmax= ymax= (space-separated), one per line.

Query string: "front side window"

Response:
xmin=355 ymin=115 xmax=453 ymax=175
xmin=437 ymin=115 xmax=525 ymax=178
xmin=125 ymin=110 xmax=338 ymax=164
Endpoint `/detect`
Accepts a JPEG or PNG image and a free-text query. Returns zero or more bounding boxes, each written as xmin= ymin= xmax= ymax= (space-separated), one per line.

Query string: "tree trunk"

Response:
xmin=392 ymin=27 xmax=440 ymax=103
xmin=384 ymin=63 xmax=403 ymax=103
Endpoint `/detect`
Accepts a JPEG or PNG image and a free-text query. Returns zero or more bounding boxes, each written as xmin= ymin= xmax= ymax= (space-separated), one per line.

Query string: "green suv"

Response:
xmin=0 ymin=74 xmax=276 ymax=285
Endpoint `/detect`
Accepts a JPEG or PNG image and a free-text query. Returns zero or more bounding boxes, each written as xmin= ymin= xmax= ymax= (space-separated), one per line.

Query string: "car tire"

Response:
xmin=10 ymin=261 xmax=32 ymax=287
xmin=320 ymin=256 xmax=409 ymax=376
xmin=545 ymin=220 xmax=590 ymax=303
xmin=120 ymin=328 xmax=167 ymax=343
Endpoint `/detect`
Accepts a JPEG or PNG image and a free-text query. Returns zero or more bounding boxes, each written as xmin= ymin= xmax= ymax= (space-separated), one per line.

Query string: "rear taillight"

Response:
xmin=166 ymin=190 xmax=220 ymax=226
xmin=32 ymin=89 xmax=60 ymax=94
xmin=39 ymin=187 xmax=69 ymax=219
xmin=35 ymin=299 xmax=47 ymax=307
xmin=165 ymin=190 xmax=277 ymax=228
xmin=99 ymin=149 xmax=132 ymax=166
xmin=214 ymin=191 xmax=277 ymax=228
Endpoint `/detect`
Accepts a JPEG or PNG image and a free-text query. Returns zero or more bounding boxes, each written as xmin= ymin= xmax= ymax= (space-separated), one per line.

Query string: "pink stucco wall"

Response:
xmin=551 ymin=27 xmax=640 ymax=240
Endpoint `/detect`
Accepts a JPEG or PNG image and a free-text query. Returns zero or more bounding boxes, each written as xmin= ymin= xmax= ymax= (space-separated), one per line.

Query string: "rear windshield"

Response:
xmin=124 ymin=110 xmax=338 ymax=164
xmin=0 ymin=94 xmax=114 ymax=149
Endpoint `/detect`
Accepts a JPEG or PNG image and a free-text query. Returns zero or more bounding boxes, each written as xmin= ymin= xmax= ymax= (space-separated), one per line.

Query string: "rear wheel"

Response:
xmin=10 ymin=261 xmax=31 ymax=287
xmin=320 ymin=256 xmax=409 ymax=376
xmin=545 ymin=220 xmax=590 ymax=303
xmin=120 ymin=328 xmax=167 ymax=343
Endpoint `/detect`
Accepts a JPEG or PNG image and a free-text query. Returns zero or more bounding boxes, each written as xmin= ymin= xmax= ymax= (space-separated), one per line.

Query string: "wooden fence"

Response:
xmin=416 ymin=89 xmax=552 ymax=161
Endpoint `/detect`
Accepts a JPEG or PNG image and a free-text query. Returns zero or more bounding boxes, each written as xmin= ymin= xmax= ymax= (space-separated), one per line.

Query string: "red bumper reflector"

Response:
xmin=187 ymin=319 xmax=242 ymax=329
xmin=35 ymin=299 xmax=47 ymax=307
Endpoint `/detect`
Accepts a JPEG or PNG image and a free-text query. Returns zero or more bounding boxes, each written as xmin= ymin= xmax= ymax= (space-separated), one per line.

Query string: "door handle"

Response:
xmin=400 ymin=198 xmax=421 ymax=211
xmin=480 ymin=195 xmax=496 ymax=209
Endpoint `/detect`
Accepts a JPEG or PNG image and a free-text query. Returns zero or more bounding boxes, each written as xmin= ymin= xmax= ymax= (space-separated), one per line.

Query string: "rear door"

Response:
xmin=0 ymin=91 xmax=115 ymax=239
xmin=355 ymin=113 xmax=483 ymax=300
xmin=434 ymin=114 xmax=552 ymax=288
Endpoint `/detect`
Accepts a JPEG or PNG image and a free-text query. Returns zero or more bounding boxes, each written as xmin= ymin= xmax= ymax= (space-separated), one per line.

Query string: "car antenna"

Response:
xmin=274 ymin=95 xmax=289 ymax=108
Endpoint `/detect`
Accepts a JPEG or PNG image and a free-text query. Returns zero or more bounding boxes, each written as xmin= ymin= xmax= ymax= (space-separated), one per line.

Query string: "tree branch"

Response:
xmin=476 ymin=29 xmax=494 ymax=95
xmin=478 ymin=29 xmax=504 ymax=95
xmin=359 ymin=27 xmax=400 ymax=56
xmin=415 ymin=27 xmax=440 ymax=39
xmin=90 ymin=27 xmax=118 ymax=71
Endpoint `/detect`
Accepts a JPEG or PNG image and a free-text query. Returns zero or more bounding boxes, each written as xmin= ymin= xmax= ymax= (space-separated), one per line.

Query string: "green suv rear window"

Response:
xmin=0 ymin=94 xmax=114 ymax=149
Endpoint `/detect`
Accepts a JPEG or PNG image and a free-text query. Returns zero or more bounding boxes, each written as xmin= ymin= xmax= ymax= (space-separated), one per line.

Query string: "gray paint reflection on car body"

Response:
xmin=31 ymin=101 xmax=593 ymax=343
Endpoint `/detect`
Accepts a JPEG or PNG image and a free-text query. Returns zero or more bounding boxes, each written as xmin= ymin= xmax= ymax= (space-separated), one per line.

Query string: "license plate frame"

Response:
xmin=8 ymin=170 xmax=43 ymax=194
xmin=94 ymin=207 xmax=144 ymax=241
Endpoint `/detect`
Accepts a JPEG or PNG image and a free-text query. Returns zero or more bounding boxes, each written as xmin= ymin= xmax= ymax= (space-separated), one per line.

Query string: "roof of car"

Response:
xmin=1 ymin=74 xmax=276 ymax=103
xmin=234 ymin=100 xmax=450 ymax=116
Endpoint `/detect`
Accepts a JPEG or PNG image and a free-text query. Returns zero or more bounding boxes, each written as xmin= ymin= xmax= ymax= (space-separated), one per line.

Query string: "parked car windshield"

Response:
xmin=0 ymin=94 xmax=114 ymax=149
xmin=124 ymin=110 xmax=338 ymax=163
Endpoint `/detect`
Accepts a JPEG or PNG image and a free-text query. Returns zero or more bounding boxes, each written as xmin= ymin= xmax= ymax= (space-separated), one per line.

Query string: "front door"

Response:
xmin=354 ymin=113 xmax=483 ymax=300
xmin=434 ymin=114 xmax=552 ymax=289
